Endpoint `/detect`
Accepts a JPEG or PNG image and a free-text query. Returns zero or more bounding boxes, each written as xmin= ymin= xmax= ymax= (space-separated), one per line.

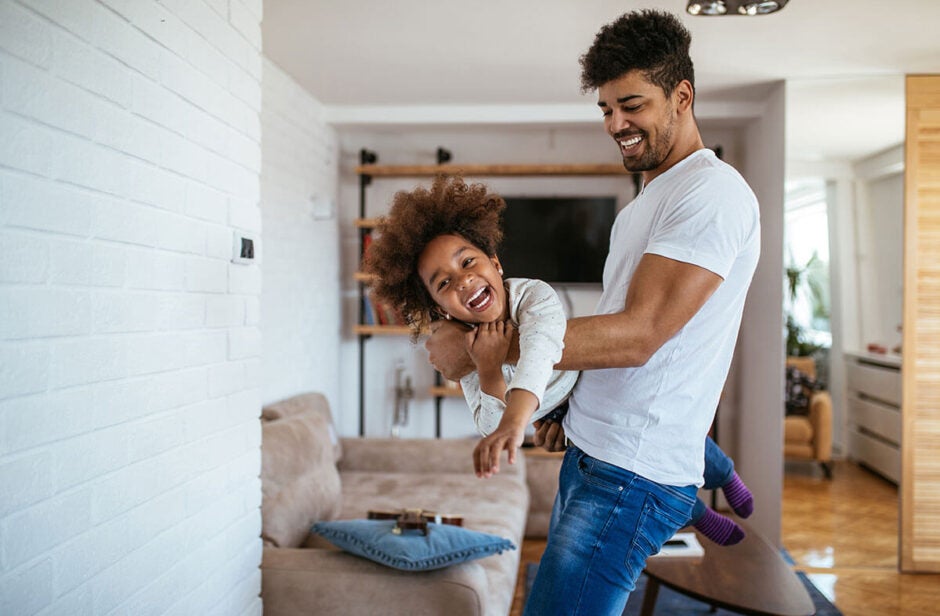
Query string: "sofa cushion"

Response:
xmin=262 ymin=392 xmax=342 ymax=462
xmin=311 ymin=519 xmax=515 ymax=571
xmin=261 ymin=411 xmax=342 ymax=548
xmin=338 ymin=470 xmax=528 ymax=541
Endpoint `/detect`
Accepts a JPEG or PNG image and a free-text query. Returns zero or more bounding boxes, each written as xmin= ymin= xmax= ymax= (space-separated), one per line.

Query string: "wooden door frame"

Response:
xmin=901 ymin=74 xmax=940 ymax=573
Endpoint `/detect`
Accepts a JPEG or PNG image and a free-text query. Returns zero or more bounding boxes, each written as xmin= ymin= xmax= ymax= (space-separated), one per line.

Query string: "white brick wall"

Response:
xmin=0 ymin=1 xmax=264 ymax=614
xmin=260 ymin=58 xmax=341 ymax=410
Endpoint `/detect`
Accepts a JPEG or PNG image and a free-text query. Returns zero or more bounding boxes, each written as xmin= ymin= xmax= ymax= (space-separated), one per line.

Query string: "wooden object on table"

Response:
xmin=367 ymin=508 xmax=464 ymax=535
xmin=640 ymin=522 xmax=814 ymax=616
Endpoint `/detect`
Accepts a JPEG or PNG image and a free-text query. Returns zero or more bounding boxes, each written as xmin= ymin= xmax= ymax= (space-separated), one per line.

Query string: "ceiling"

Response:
xmin=263 ymin=0 xmax=940 ymax=163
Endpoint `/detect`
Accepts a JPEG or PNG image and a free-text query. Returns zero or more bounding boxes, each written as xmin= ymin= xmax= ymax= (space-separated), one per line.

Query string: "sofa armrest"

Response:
xmin=337 ymin=437 xmax=525 ymax=478
xmin=262 ymin=547 xmax=489 ymax=616
xmin=808 ymin=391 xmax=833 ymax=462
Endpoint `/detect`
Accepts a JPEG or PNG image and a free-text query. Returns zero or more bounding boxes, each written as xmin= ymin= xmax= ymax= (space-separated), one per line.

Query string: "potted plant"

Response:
xmin=784 ymin=251 xmax=831 ymax=384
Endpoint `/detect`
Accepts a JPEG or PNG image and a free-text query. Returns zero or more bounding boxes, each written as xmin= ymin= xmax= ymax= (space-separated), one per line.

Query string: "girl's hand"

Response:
xmin=472 ymin=388 xmax=538 ymax=478
xmin=465 ymin=321 xmax=513 ymax=372
xmin=473 ymin=416 xmax=527 ymax=478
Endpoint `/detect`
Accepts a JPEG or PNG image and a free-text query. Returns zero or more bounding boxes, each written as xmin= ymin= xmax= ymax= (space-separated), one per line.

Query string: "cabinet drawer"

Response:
xmin=849 ymin=428 xmax=900 ymax=484
xmin=848 ymin=395 xmax=901 ymax=445
xmin=846 ymin=361 xmax=901 ymax=406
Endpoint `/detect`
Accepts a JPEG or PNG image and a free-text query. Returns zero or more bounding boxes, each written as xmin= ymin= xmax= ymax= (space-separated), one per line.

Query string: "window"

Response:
xmin=784 ymin=178 xmax=831 ymax=352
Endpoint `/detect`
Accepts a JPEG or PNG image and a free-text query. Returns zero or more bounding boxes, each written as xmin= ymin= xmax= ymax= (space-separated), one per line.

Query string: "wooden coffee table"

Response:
xmin=640 ymin=523 xmax=816 ymax=616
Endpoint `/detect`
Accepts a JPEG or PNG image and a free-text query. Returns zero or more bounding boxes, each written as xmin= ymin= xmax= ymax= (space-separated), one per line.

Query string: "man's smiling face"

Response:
xmin=598 ymin=70 xmax=678 ymax=180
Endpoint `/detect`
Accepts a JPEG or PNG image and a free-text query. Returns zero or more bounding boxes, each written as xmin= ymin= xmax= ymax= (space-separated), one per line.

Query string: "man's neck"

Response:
xmin=641 ymin=124 xmax=705 ymax=186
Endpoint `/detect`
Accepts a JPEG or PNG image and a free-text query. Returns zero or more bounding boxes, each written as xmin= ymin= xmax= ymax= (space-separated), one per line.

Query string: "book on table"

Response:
xmin=651 ymin=532 xmax=704 ymax=559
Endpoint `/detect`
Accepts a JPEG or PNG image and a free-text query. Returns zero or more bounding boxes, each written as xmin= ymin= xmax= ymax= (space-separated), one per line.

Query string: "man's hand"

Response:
xmin=425 ymin=320 xmax=475 ymax=381
xmin=533 ymin=420 xmax=567 ymax=452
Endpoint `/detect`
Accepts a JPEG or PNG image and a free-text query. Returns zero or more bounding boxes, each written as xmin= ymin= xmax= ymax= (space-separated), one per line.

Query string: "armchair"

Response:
xmin=784 ymin=356 xmax=833 ymax=478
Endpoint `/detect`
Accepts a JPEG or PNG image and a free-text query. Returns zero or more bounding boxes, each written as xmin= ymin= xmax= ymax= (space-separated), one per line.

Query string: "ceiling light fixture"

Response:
xmin=687 ymin=1 xmax=727 ymax=15
xmin=686 ymin=0 xmax=789 ymax=16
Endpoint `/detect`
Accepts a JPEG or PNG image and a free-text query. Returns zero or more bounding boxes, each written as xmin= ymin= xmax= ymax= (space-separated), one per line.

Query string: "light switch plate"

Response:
xmin=232 ymin=231 xmax=258 ymax=264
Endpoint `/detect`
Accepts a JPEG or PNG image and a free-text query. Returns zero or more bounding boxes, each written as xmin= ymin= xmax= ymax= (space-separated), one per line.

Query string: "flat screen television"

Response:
xmin=499 ymin=196 xmax=616 ymax=284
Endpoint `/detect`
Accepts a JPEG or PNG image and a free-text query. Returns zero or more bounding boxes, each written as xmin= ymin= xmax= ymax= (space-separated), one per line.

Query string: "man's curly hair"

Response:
xmin=363 ymin=175 xmax=505 ymax=334
xmin=579 ymin=9 xmax=694 ymax=97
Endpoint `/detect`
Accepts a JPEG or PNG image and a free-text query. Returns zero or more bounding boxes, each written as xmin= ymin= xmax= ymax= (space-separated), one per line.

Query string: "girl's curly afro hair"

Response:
xmin=363 ymin=175 xmax=505 ymax=334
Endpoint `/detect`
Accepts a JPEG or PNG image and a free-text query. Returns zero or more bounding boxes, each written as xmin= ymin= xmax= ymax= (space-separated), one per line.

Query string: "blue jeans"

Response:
xmin=689 ymin=435 xmax=735 ymax=524
xmin=523 ymin=445 xmax=696 ymax=616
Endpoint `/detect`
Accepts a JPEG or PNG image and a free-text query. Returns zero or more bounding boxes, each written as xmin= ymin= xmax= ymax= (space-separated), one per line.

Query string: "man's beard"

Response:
xmin=621 ymin=115 xmax=675 ymax=173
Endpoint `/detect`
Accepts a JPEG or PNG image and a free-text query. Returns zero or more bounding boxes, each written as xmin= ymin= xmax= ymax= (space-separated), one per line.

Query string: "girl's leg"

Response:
xmin=691 ymin=498 xmax=745 ymax=546
xmin=704 ymin=436 xmax=753 ymax=518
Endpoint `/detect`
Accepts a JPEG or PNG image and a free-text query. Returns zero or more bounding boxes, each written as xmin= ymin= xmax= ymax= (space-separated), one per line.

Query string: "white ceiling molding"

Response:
xmin=853 ymin=144 xmax=905 ymax=181
xmin=324 ymin=100 xmax=765 ymax=128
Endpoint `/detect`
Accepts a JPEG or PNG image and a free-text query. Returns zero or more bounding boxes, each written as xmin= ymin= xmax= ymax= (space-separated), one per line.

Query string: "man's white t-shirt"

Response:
xmin=564 ymin=149 xmax=760 ymax=487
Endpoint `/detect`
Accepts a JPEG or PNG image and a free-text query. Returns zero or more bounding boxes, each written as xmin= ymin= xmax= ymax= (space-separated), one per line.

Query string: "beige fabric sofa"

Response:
xmin=260 ymin=392 xmax=529 ymax=616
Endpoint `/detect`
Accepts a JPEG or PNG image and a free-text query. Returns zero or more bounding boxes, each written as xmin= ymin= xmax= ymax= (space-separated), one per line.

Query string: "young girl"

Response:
xmin=364 ymin=175 xmax=573 ymax=476
xmin=364 ymin=175 xmax=752 ymax=545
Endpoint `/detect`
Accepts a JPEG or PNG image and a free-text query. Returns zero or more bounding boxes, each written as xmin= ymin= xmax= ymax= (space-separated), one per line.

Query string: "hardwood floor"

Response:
xmin=510 ymin=460 xmax=940 ymax=616
xmin=782 ymin=460 xmax=940 ymax=616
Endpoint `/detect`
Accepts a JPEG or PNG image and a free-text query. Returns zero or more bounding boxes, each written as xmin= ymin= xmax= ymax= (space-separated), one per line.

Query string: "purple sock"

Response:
xmin=721 ymin=472 xmax=754 ymax=518
xmin=694 ymin=508 xmax=745 ymax=546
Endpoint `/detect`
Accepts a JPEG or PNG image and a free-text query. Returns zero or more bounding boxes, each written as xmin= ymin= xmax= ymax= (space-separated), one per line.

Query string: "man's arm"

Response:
xmin=559 ymin=253 xmax=723 ymax=369
xmin=427 ymin=253 xmax=723 ymax=376
xmin=426 ymin=320 xmax=514 ymax=381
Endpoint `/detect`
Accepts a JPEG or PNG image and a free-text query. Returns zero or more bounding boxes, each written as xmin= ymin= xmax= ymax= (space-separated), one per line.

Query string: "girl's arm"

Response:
xmin=465 ymin=321 xmax=538 ymax=476
xmin=465 ymin=321 xmax=513 ymax=403
xmin=473 ymin=388 xmax=538 ymax=477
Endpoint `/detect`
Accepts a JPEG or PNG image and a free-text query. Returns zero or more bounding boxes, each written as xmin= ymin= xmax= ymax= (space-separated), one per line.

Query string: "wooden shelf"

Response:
xmin=429 ymin=386 xmax=463 ymax=398
xmin=355 ymin=218 xmax=379 ymax=228
xmin=355 ymin=163 xmax=630 ymax=178
xmin=353 ymin=324 xmax=413 ymax=336
xmin=354 ymin=271 xmax=375 ymax=282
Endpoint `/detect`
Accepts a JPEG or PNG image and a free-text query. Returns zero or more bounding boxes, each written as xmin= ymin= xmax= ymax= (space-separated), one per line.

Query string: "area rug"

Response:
xmin=524 ymin=563 xmax=843 ymax=615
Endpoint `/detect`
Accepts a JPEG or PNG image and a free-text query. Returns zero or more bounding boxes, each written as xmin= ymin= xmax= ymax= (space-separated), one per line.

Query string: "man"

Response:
xmin=427 ymin=10 xmax=760 ymax=614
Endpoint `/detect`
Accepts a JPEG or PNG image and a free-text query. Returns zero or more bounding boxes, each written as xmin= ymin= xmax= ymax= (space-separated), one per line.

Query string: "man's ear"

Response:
xmin=674 ymin=79 xmax=694 ymax=113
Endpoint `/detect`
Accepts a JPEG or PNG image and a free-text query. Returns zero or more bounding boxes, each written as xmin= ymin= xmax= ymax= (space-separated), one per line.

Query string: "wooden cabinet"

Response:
xmin=845 ymin=351 xmax=902 ymax=483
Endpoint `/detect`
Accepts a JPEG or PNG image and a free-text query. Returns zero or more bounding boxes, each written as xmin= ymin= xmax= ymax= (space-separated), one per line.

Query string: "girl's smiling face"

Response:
xmin=417 ymin=234 xmax=508 ymax=324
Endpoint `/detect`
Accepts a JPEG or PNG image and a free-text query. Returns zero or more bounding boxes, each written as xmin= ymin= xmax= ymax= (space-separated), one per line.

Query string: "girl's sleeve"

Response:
xmin=459 ymin=371 xmax=507 ymax=437
xmin=507 ymin=280 xmax=567 ymax=408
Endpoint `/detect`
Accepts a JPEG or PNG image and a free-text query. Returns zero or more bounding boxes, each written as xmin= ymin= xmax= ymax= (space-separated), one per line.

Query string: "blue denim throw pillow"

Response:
xmin=311 ymin=519 xmax=516 ymax=571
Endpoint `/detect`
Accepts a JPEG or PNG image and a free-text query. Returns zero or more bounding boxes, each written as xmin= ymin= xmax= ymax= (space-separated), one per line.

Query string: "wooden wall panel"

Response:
xmin=902 ymin=74 xmax=940 ymax=572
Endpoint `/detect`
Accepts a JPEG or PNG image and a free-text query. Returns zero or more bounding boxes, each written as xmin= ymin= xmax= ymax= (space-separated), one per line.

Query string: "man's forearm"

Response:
xmin=555 ymin=254 xmax=724 ymax=371
xmin=425 ymin=320 xmax=475 ymax=380
xmin=555 ymin=313 xmax=655 ymax=371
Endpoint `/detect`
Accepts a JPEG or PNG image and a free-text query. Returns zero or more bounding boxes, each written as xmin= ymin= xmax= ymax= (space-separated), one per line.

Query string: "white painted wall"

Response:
xmin=0 ymin=1 xmax=264 ymax=614
xmin=853 ymin=147 xmax=905 ymax=353
xmin=260 ymin=58 xmax=341 ymax=411
xmin=825 ymin=175 xmax=856 ymax=454
xmin=728 ymin=82 xmax=787 ymax=546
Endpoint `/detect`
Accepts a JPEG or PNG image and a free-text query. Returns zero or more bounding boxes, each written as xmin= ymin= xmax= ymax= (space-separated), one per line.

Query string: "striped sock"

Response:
xmin=694 ymin=508 xmax=746 ymax=546
xmin=721 ymin=472 xmax=754 ymax=518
